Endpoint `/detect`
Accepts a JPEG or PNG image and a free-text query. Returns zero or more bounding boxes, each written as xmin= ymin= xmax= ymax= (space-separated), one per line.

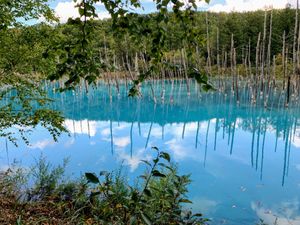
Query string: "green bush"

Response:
xmin=3 ymin=148 xmax=208 ymax=224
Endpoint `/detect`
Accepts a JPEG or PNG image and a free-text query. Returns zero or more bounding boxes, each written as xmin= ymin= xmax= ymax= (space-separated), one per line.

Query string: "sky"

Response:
xmin=49 ymin=0 xmax=298 ymax=23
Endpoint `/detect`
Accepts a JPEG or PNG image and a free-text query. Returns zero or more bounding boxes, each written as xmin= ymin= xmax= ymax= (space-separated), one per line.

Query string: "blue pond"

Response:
xmin=1 ymin=80 xmax=300 ymax=225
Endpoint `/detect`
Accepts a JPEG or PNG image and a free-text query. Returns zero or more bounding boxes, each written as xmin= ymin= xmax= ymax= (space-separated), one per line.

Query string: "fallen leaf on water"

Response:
xmin=240 ymin=186 xmax=247 ymax=192
xmin=264 ymin=210 xmax=272 ymax=214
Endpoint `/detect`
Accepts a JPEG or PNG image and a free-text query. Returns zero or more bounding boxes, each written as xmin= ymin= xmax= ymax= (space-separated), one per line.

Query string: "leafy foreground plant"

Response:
xmin=0 ymin=149 xmax=209 ymax=225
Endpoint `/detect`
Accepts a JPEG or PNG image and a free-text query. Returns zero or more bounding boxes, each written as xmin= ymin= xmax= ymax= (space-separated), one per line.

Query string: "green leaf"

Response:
xmin=158 ymin=163 xmax=174 ymax=171
xmin=203 ymin=83 xmax=214 ymax=91
xmin=179 ymin=198 xmax=193 ymax=204
xmin=139 ymin=175 xmax=148 ymax=180
xmin=144 ymin=188 xmax=152 ymax=197
xmin=141 ymin=160 xmax=151 ymax=166
xmin=160 ymin=152 xmax=170 ymax=162
xmin=140 ymin=212 xmax=152 ymax=225
xmin=78 ymin=8 xmax=85 ymax=17
xmin=151 ymin=146 xmax=159 ymax=151
xmin=192 ymin=213 xmax=203 ymax=217
xmin=152 ymin=170 xmax=166 ymax=177
xmin=85 ymin=172 xmax=99 ymax=184
xmin=158 ymin=162 xmax=166 ymax=167
xmin=131 ymin=190 xmax=139 ymax=202
xmin=153 ymin=158 xmax=159 ymax=164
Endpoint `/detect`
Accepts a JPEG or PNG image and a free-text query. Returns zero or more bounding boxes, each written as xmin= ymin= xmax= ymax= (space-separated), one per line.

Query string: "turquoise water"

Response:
xmin=1 ymin=80 xmax=300 ymax=224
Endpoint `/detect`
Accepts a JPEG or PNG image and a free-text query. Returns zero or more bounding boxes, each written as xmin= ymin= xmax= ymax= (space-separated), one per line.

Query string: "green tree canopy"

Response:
xmin=0 ymin=0 xmax=56 ymax=29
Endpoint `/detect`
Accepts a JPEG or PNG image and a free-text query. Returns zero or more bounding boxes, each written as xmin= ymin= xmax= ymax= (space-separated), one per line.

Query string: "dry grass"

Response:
xmin=0 ymin=172 xmax=75 ymax=225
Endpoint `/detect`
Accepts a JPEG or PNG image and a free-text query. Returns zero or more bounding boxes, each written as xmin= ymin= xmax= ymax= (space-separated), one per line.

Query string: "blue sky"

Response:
xmin=48 ymin=0 xmax=296 ymax=23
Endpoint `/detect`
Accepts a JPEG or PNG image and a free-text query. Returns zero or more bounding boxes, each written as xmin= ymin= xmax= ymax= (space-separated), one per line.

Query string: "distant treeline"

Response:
xmin=0 ymin=7 xmax=298 ymax=79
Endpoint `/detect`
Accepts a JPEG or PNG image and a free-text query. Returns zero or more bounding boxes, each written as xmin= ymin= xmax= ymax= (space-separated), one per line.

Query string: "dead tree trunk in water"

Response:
xmin=206 ymin=12 xmax=212 ymax=75
xmin=272 ymin=55 xmax=276 ymax=87
xmin=248 ymin=39 xmax=252 ymax=77
xmin=260 ymin=11 xmax=267 ymax=93
xmin=254 ymin=32 xmax=261 ymax=103
xmin=297 ymin=1 xmax=300 ymax=69
xmin=234 ymin=48 xmax=239 ymax=104
xmin=230 ymin=34 xmax=234 ymax=92
xmin=293 ymin=0 xmax=299 ymax=74
xmin=267 ymin=10 xmax=273 ymax=84
xmin=181 ymin=48 xmax=190 ymax=95
xmin=248 ymin=39 xmax=254 ymax=102
xmin=243 ymin=46 xmax=248 ymax=77
xmin=285 ymin=47 xmax=289 ymax=93
xmin=224 ymin=51 xmax=228 ymax=82
xmin=217 ymin=27 xmax=221 ymax=89
xmin=286 ymin=75 xmax=291 ymax=107
xmin=282 ymin=31 xmax=286 ymax=90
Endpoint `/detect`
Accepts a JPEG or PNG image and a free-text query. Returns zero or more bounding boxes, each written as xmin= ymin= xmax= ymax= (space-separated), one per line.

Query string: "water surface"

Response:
xmin=1 ymin=80 xmax=300 ymax=225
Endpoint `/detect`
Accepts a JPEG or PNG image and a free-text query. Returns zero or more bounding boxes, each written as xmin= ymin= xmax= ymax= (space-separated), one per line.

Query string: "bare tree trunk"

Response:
xmin=272 ymin=55 xmax=276 ymax=87
xmin=217 ymin=27 xmax=221 ymax=89
xmin=195 ymin=45 xmax=201 ymax=71
xmin=286 ymin=75 xmax=291 ymax=107
xmin=134 ymin=52 xmax=139 ymax=73
xmin=125 ymin=44 xmax=134 ymax=81
xmin=224 ymin=51 xmax=228 ymax=89
xmin=267 ymin=10 xmax=273 ymax=81
xmin=282 ymin=31 xmax=286 ymax=90
xmin=181 ymin=48 xmax=190 ymax=95
xmin=206 ymin=12 xmax=212 ymax=75
xmin=234 ymin=48 xmax=239 ymax=104
xmin=231 ymin=34 xmax=234 ymax=92
xmin=248 ymin=39 xmax=252 ymax=77
xmin=261 ymin=11 xmax=267 ymax=93
xmin=255 ymin=32 xmax=261 ymax=103
xmin=113 ymin=53 xmax=120 ymax=96
xmin=297 ymin=0 xmax=300 ymax=68
xmin=285 ymin=47 xmax=289 ymax=94
xmin=243 ymin=46 xmax=248 ymax=76
xmin=293 ymin=0 xmax=299 ymax=74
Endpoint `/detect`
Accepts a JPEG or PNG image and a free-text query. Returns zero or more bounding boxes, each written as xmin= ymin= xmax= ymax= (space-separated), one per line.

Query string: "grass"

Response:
xmin=0 ymin=148 xmax=209 ymax=225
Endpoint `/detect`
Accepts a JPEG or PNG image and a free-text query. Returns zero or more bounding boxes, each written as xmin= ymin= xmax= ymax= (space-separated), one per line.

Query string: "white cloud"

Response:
xmin=29 ymin=139 xmax=55 ymax=150
xmin=64 ymin=119 xmax=98 ymax=137
xmin=292 ymin=135 xmax=300 ymax=148
xmin=55 ymin=1 xmax=80 ymax=23
xmin=163 ymin=122 xmax=204 ymax=139
xmin=98 ymin=11 xmax=111 ymax=20
xmin=167 ymin=0 xmax=209 ymax=10
xmin=140 ymin=0 xmax=154 ymax=3
xmin=54 ymin=0 xmax=295 ymax=22
xmin=114 ymin=136 xmax=131 ymax=148
xmin=64 ymin=137 xmax=75 ymax=148
xmin=208 ymin=0 xmax=289 ymax=12
xmin=90 ymin=141 xmax=96 ymax=145
xmin=165 ymin=138 xmax=188 ymax=159
xmin=101 ymin=128 xmax=111 ymax=136
xmin=192 ymin=197 xmax=218 ymax=215
xmin=54 ymin=1 xmax=110 ymax=23
xmin=251 ymin=199 xmax=300 ymax=225
xmin=116 ymin=148 xmax=152 ymax=171
xmin=197 ymin=1 xmax=210 ymax=8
